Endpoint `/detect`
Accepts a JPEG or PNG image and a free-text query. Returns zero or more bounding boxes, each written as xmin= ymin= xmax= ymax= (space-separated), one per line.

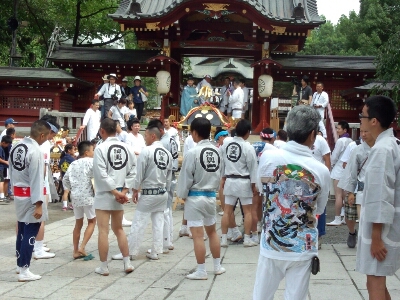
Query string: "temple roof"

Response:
xmin=273 ymin=55 xmax=376 ymax=72
xmin=110 ymin=0 xmax=323 ymax=24
xmin=49 ymin=46 xmax=160 ymax=65
xmin=0 ymin=67 xmax=93 ymax=87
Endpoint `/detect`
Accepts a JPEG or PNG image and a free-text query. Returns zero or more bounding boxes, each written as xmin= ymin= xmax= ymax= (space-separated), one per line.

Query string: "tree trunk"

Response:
xmin=72 ymin=0 xmax=82 ymax=47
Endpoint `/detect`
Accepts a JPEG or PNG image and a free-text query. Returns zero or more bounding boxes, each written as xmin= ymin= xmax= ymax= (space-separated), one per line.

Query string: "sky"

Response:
xmin=317 ymin=0 xmax=360 ymax=24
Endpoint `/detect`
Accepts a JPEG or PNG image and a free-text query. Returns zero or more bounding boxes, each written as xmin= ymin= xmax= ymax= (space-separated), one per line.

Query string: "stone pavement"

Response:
xmin=1 ymin=205 xmax=400 ymax=300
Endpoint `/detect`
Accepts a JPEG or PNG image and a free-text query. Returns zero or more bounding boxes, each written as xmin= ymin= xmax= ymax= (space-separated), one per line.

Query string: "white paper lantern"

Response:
xmin=258 ymin=74 xmax=273 ymax=98
xmin=156 ymin=70 xmax=171 ymax=94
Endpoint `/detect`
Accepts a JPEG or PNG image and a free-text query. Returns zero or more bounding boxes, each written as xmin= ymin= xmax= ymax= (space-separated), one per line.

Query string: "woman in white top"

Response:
xmin=108 ymin=98 xmax=129 ymax=130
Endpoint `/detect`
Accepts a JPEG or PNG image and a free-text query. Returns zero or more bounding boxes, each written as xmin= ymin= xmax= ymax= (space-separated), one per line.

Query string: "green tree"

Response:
xmin=0 ymin=0 xmax=136 ymax=66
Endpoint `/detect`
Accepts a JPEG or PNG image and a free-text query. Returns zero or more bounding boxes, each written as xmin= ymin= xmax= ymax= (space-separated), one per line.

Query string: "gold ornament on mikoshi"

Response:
xmin=156 ymin=70 xmax=171 ymax=94
xmin=258 ymin=75 xmax=273 ymax=98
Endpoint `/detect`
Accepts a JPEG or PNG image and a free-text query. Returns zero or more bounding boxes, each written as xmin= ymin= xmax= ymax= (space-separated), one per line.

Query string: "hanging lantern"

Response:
xmin=258 ymin=74 xmax=273 ymax=98
xmin=156 ymin=70 xmax=171 ymax=95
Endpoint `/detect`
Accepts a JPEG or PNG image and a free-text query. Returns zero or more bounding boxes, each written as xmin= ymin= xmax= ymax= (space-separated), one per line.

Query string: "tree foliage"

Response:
xmin=302 ymin=0 xmax=400 ymax=102
xmin=0 ymin=0 xmax=135 ymax=67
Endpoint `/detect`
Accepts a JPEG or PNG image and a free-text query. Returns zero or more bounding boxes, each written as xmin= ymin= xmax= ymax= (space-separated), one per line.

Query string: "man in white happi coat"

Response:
xmin=93 ymin=119 xmax=136 ymax=276
xmin=9 ymin=120 xmax=50 ymax=282
xmin=80 ymin=99 xmax=101 ymax=140
xmin=220 ymin=119 xmax=258 ymax=247
xmin=253 ymin=105 xmax=330 ymax=300
xmin=310 ymin=82 xmax=329 ymax=138
xmin=338 ymin=128 xmax=375 ymax=248
xmin=356 ymin=95 xmax=400 ymax=300
xmin=227 ymin=80 xmax=244 ymax=119
xmin=177 ymin=117 xmax=225 ymax=280
xmin=113 ymin=126 xmax=173 ymax=260
xmin=327 ymin=120 xmax=353 ymax=226
xmin=147 ymin=119 xmax=179 ymax=251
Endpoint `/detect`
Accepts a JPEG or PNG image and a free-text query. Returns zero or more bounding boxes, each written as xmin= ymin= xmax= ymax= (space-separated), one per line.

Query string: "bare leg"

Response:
xmin=218 ymin=185 xmax=225 ymax=211
xmin=333 ymin=180 xmax=344 ymax=216
xmin=36 ymin=222 xmax=45 ymax=241
xmin=221 ymin=204 xmax=235 ymax=234
xmin=242 ymin=204 xmax=252 ymax=235
xmin=79 ymin=218 xmax=96 ymax=254
xmin=73 ymin=218 xmax=84 ymax=257
xmin=366 ymin=275 xmax=391 ymax=300
xmin=190 ymin=226 xmax=206 ymax=264
xmin=204 ymin=224 xmax=220 ymax=259
xmin=95 ymin=209 xmax=110 ymax=262
xmin=110 ymin=210 xmax=130 ymax=257
xmin=356 ymin=204 xmax=361 ymax=219
xmin=182 ymin=214 xmax=187 ymax=225
xmin=346 ymin=220 xmax=356 ymax=234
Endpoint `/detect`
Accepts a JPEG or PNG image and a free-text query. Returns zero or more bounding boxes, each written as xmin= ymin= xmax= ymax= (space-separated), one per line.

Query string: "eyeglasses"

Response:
xmin=358 ymin=113 xmax=373 ymax=120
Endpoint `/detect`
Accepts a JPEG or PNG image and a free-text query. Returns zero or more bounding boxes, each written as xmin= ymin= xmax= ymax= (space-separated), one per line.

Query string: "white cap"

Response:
xmin=134 ymin=76 xmax=141 ymax=81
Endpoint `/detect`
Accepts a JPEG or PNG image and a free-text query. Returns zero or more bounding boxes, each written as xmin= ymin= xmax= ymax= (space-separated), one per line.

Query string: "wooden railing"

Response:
xmin=326 ymin=103 xmax=338 ymax=151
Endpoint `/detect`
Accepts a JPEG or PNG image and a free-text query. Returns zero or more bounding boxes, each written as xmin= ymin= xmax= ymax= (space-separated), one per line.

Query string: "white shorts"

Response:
xmin=225 ymin=195 xmax=252 ymax=206
xmin=73 ymin=205 xmax=96 ymax=220
xmin=232 ymin=109 xmax=242 ymax=119
xmin=187 ymin=216 xmax=216 ymax=228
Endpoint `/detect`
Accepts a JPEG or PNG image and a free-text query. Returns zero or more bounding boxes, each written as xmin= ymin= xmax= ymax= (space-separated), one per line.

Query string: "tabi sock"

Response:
xmin=197 ymin=263 xmax=206 ymax=273
xmin=63 ymin=201 xmax=67 ymax=208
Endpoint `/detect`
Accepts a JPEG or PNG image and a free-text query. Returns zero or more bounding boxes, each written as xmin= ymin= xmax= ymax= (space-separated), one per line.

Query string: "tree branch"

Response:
xmin=81 ymin=6 xmax=118 ymax=19
xmin=24 ymin=0 xmax=49 ymax=49
xmin=77 ymin=32 xmax=128 ymax=47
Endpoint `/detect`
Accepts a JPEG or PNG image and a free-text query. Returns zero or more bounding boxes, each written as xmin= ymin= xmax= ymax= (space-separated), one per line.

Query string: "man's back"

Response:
xmin=258 ymin=141 xmax=330 ymax=260
xmin=176 ymin=140 xmax=222 ymax=198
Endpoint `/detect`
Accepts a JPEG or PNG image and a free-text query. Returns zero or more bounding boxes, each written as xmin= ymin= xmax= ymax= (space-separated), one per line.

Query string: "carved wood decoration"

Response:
xmin=146 ymin=22 xmax=160 ymax=30
xmin=203 ymin=3 xmax=230 ymax=11
xmin=271 ymin=25 xmax=286 ymax=34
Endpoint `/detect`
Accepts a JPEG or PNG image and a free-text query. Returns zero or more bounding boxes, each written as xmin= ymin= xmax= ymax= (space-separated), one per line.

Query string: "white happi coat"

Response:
xmin=93 ymin=136 xmax=137 ymax=210
xmin=229 ymin=86 xmax=244 ymax=110
xmin=9 ymin=137 xmax=48 ymax=223
xmin=338 ymin=142 xmax=370 ymax=197
xmin=82 ymin=108 xmax=101 ymax=140
xmin=330 ymin=136 xmax=353 ymax=180
xmin=311 ymin=91 xmax=329 ymax=119
xmin=161 ymin=132 xmax=178 ymax=172
xmin=356 ymin=129 xmax=400 ymax=276
xmin=220 ymin=136 xmax=257 ymax=198
xmin=176 ymin=140 xmax=222 ymax=220
xmin=132 ymin=141 xmax=173 ymax=213
xmin=257 ymin=141 xmax=330 ymax=261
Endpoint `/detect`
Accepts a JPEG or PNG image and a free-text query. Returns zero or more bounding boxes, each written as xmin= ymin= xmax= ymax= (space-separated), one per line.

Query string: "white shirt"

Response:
xmin=97 ymin=83 xmax=121 ymax=99
xmin=340 ymin=140 xmax=359 ymax=163
xmin=117 ymin=131 xmax=129 ymax=143
xmin=128 ymin=108 xmax=137 ymax=118
xmin=110 ymin=105 xmax=129 ymax=128
xmin=229 ymin=86 xmax=244 ymax=109
xmin=311 ymin=135 xmax=331 ymax=164
xmin=82 ymin=108 xmax=101 ymax=141
xmin=184 ymin=135 xmax=196 ymax=156
xmin=126 ymin=132 xmax=146 ymax=155
xmin=0 ymin=128 xmax=6 ymax=138
xmin=273 ymin=140 xmax=286 ymax=149
xmin=257 ymin=141 xmax=330 ymax=261
xmin=311 ymin=91 xmax=329 ymax=119
xmin=166 ymin=127 xmax=180 ymax=152
xmin=62 ymin=157 xmax=94 ymax=207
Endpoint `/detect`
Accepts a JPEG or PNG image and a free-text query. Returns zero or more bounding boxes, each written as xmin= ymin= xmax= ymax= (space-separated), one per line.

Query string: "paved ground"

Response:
xmin=1 ymin=201 xmax=400 ymax=300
